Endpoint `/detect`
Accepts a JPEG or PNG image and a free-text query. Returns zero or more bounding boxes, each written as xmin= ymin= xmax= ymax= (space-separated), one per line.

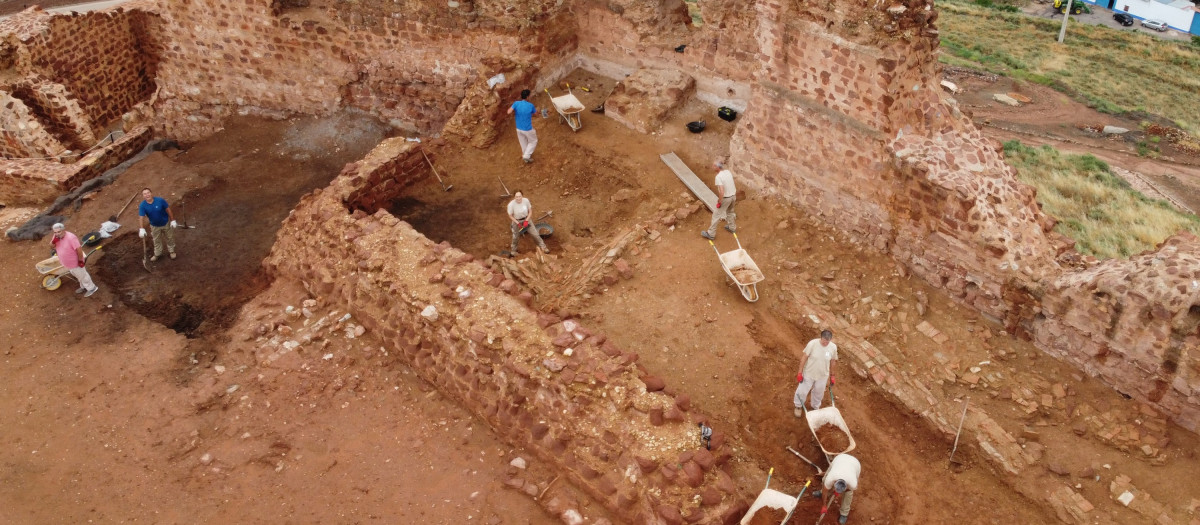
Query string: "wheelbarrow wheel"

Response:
xmin=42 ymin=275 xmax=62 ymax=290
xmin=739 ymin=283 xmax=758 ymax=302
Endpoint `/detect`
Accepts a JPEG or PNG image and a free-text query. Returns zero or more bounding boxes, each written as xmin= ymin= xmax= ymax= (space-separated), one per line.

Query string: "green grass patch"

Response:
xmin=1002 ymin=140 xmax=1200 ymax=258
xmin=938 ymin=0 xmax=1200 ymax=135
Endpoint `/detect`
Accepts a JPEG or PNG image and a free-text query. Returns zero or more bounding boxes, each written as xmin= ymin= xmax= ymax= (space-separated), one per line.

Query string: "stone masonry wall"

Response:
xmin=1037 ymin=233 xmax=1200 ymax=431
xmin=0 ymin=7 xmax=157 ymax=164
xmin=0 ymin=89 xmax=65 ymax=159
xmin=264 ymin=141 xmax=748 ymax=524
xmin=152 ymin=0 xmax=575 ymax=141
xmin=0 ymin=126 xmax=152 ymax=206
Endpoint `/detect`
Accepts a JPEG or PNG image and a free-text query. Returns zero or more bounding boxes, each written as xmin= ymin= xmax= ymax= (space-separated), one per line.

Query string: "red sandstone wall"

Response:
xmin=265 ymin=140 xmax=748 ymax=524
xmin=153 ymin=0 xmax=576 ymax=141
xmin=0 ymin=8 xmax=158 ymax=160
xmin=1037 ymin=234 xmax=1200 ymax=431
xmin=0 ymin=126 xmax=152 ymax=205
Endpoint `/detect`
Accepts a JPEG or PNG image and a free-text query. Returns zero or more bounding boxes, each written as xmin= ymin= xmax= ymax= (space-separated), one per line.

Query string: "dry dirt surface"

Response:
xmin=3 ymin=67 xmax=1200 ymax=524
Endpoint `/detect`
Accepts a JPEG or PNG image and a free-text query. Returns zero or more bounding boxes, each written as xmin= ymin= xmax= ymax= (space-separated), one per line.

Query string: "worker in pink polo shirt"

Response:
xmin=50 ymin=223 xmax=98 ymax=298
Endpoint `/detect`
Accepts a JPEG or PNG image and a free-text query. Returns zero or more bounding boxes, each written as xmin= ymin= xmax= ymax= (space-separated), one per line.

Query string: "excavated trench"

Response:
xmin=96 ymin=111 xmax=389 ymax=341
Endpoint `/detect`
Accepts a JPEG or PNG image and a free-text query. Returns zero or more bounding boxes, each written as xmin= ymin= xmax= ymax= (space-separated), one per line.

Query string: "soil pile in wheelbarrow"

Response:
xmin=815 ymin=425 xmax=851 ymax=453
xmin=746 ymin=507 xmax=789 ymax=525
xmin=729 ymin=265 xmax=761 ymax=283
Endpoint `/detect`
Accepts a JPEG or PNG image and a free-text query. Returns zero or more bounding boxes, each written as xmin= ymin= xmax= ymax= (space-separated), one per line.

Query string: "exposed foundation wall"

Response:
xmin=0 ymin=126 xmax=152 ymax=205
xmin=152 ymin=0 xmax=577 ymax=141
xmin=1037 ymin=234 xmax=1200 ymax=431
xmin=0 ymin=9 xmax=159 ymax=136
xmin=265 ymin=140 xmax=748 ymax=524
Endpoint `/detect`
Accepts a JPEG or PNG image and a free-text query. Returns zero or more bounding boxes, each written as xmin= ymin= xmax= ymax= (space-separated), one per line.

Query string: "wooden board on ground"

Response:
xmin=660 ymin=152 xmax=716 ymax=213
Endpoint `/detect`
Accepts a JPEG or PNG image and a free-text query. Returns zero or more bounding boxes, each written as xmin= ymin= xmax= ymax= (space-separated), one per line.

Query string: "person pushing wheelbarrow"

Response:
xmin=506 ymin=191 xmax=549 ymax=257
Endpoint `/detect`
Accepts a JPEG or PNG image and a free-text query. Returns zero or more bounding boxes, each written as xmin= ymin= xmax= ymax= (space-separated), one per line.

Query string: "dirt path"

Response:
xmin=946 ymin=70 xmax=1200 ymax=213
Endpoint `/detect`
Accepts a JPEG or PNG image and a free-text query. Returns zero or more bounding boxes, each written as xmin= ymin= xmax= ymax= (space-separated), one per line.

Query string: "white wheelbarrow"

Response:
xmin=544 ymin=86 xmax=584 ymax=132
xmin=805 ymin=406 xmax=857 ymax=461
xmin=708 ymin=233 xmax=765 ymax=302
xmin=739 ymin=469 xmax=812 ymax=525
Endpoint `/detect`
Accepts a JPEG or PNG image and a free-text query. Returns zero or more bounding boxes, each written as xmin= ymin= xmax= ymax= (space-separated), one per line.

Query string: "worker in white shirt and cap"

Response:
xmin=821 ymin=453 xmax=861 ymax=523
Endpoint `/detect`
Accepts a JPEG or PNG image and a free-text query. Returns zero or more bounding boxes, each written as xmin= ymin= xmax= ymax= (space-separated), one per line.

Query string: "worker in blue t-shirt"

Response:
xmin=506 ymin=89 xmax=538 ymax=164
xmin=137 ymin=187 xmax=178 ymax=261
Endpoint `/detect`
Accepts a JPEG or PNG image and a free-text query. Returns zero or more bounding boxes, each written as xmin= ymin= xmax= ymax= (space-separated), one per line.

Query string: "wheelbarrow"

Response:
xmin=545 ymin=85 xmax=584 ymax=132
xmin=739 ymin=468 xmax=812 ymax=525
xmin=804 ymin=405 xmax=857 ymax=462
xmin=37 ymin=245 xmax=102 ymax=291
xmin=707 ymin=233 xmax=764 ymax=302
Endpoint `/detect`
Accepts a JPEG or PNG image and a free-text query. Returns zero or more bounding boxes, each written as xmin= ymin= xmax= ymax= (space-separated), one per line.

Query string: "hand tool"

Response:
xmin=782 ymin=480 xmax=812 ymax=523
xmin=815 ymin=491 xmax=841 ymax=524
xmin=116 ymin=190 xmax=140 ymax=220
xmin=786 ymin=446 xmax=825 ymax=475
xmin=420 ymin=149 xmax=453 ymax=191
xmin=141 ymin=234 xmax=152 ymax=273
xmin=498 ymin=176 xmax=513 ymax=198
xmin=948 ymin=397 xmax=970 ymax=468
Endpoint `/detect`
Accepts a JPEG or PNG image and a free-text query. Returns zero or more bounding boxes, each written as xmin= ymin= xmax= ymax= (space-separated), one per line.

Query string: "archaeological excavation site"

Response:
xmin=2 ymin=0 xmax=1198 ymax=523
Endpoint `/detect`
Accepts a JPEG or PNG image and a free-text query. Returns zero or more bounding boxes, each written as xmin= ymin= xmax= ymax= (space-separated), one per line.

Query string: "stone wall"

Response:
xmin=152 ymin=0 xmax=576 ymax=141
xmin=0 ymin=126 xmax=152 ymax=206
xmin=1037 ymin=233 xmax=1200 ymax=431
xmin=0 ymin=8 xmax=159 ymax=139
xmin=265 ymin=140 xmax=748 ymax=524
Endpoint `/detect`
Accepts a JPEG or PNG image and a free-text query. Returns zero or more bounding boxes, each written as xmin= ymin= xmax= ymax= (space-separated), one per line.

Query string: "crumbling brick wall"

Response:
xmin=1037 ymin=233 xmax=1200 ymax=431
xmin=0 ymin=8 xmax=158 ymax=161
xmin=0 ymin=126 xmax=152 ymax=205
xmin=265 ymin=140 xmax=748 ymax=524
xmin=153 ymin=0 xmax=575 ymax=140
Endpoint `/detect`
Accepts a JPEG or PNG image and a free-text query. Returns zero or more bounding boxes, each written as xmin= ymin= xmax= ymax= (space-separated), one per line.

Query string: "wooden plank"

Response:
xmin=660 ymin=152 xmax=716 ymax=213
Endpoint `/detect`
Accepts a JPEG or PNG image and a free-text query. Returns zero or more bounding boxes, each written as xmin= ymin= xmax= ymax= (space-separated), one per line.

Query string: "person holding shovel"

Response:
xmin=137 ymin=188 xmax=177 ymax=261
xmin=50 ymin=223 xmax=98 ymax=298
xmin=506 ymin=191 xmax=549 ymax=256
xmin=506 ymin=89 xmax=539 ymax=164
xmin=700 ymin=159 xmax=737 ymax=240
xmin=821 ymin=453 xmax=861 ymax=523
xmin=793 ymin=329 xmax=838 ymax=416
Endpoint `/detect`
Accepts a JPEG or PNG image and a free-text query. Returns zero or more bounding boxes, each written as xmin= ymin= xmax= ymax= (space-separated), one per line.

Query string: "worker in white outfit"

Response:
xmin=823 ymin=453 xmax=861 ymax=523
xmin=794 ymin=329 xmax=838 ymax=416
xmin=700 ymin=160 xmax=736 ymax=240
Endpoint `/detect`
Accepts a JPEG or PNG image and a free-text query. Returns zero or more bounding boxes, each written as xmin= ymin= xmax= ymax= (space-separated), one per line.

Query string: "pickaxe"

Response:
xmin=535 ymin=210 xmax=552 ymax=222
xmin=786 ymin=446 xmax=825 ymax=475
xmin=498 ymin=176 xmax=513 ymax=199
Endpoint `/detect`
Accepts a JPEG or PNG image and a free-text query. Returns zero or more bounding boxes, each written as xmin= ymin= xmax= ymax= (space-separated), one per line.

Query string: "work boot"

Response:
xmin=75 ymin=287 xmax=86 ymax=294
xmin=523 ymin=157 xmax=532 ymax=164
xmin=150 ymin=255 xmax=159 ymax=262
xmin=83 ymin=288 xmax=97 ymax=298
xmin=700 ymin=231 xmax=715 ymax=240
xmin=838 ymin=515 xmax=848 ymax=524
xmin=509 ymin=251 xmax=518 ymax=258
xmin=793 ymin=407 xmax=803 ymax=418
xmin=541 ymin=246 xmax=550 ymax=254
xmin=725 ymin=225 xmax=736 ymax=233
xmin=169 ymin=252 xmax=177 ymax=260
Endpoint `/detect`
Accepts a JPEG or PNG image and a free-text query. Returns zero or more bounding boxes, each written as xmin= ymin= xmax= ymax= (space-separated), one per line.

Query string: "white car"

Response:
xmin=1141 ymin=19 xmax=1168 ymax=31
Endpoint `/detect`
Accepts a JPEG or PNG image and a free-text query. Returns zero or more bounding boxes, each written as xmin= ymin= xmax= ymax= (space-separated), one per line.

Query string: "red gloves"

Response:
xmin=716 ymin=199 xmax=722 ymax=209
xmin=796 ymin=372 xmax=804 ymax=383
xmin=830 ymin=375 xmax=836 ymax=386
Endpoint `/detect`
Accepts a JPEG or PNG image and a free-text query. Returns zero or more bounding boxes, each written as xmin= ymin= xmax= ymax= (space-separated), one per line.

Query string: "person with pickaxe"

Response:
xmin=818 ymin=453 xmax=860 ymax=523
xmin=506 ymin=191 xmax=549 ymax=257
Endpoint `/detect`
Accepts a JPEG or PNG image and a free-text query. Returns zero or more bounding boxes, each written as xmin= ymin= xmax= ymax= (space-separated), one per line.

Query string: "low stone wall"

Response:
xmin=265 ymin=141 xmax=748 ymax=524
xmin=1037 ymin=233 xmax=1200 ymax=431
xmin=0 ymin=126 xmax=153 ymax=206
